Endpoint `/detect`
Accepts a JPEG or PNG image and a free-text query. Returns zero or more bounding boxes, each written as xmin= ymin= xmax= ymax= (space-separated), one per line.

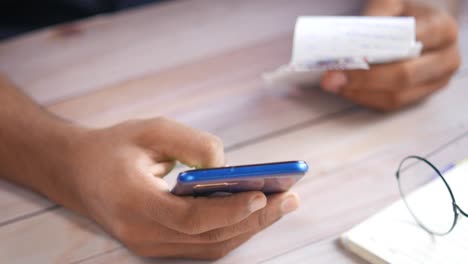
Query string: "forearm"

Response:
xmin=0 ymin=74 xmax=85 ymax=201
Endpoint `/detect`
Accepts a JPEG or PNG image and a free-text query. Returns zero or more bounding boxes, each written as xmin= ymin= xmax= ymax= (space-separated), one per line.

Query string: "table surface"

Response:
xmin=1 ymin=0 xmax=467 ymax=263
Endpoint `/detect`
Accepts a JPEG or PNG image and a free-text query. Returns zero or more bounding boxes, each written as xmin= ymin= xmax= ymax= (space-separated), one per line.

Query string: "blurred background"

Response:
xmin=0 ymin=0 xmax=166 ymax=40
xmin=1 ymin=0 xmax=461 ymax=41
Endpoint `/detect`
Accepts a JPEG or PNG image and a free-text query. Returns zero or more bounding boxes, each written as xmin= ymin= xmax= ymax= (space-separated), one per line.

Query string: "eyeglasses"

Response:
xmin=396 ymin=155 xmax=468 ymax=235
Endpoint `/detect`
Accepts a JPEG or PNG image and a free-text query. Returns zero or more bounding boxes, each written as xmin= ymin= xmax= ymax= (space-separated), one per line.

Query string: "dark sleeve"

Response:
xmin=0 ymin=0 xmax=163 ymax=40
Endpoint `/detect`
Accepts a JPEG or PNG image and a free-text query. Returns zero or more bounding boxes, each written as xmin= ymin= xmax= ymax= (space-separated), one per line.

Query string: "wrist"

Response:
xmin=0 ymin=75 xmax=93 ymax=212
xmin=0 ymin=116 xmax=90 ymax=205
xmin=34 ymin=121 xmax=91 ymax=206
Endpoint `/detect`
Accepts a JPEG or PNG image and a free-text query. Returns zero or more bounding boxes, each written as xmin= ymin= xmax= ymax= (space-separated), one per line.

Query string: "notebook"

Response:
xmin=340 ymin=159 xmax=468 ymax=264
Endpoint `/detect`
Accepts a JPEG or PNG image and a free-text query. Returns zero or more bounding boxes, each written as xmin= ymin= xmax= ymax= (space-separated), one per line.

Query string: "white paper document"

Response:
xmin=264 ymin=16 xmax=423 ymax=86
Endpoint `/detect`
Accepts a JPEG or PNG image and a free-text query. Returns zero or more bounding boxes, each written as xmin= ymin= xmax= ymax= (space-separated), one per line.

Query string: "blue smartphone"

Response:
xmin=171 ymin=160 xmax=308 ymax=196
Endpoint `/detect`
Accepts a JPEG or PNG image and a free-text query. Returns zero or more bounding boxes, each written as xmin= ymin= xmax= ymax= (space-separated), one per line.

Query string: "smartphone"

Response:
xmin=171 ymin=160 xmax=308 ymax=196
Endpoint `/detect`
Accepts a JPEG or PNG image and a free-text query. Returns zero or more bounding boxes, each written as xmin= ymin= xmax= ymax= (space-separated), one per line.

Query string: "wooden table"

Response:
xmin=1 ymin=0 xmax=467 ymax=263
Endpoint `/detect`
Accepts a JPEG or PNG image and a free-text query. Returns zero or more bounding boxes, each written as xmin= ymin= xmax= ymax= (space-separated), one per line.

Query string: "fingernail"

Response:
xmin=281 ymin=194 xmax=299 ymax=214
xmin=249 ymin=194 xmax=267 ymax=212
xmin=322 ymin=71 xmax=347 ymax=94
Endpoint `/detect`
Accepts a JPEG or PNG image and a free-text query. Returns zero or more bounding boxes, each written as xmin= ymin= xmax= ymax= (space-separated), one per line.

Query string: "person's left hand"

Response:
xmin=320 ymin=0 xmax=461 ymax=111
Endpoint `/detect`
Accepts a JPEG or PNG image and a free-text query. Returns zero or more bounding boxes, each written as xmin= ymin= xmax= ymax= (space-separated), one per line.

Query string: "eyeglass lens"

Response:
xmin=398 ymin=157 xmax=456 ymax=235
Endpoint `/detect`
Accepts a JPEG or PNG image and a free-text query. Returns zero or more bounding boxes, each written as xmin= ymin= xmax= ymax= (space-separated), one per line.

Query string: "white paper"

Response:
xmin=264 ymin=16 xmax=423 ymax=86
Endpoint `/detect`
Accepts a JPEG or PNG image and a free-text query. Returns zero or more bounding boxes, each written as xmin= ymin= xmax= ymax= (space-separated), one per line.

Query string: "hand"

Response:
xmin=320 ymin=0 xmax=461 ymax=111
xmin=46 ymin=117 xmax=299 ymax=259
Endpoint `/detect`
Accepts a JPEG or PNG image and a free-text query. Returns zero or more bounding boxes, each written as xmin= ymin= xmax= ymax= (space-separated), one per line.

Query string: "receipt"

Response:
xmin=264 ymin=16 xmax=423 ymax=86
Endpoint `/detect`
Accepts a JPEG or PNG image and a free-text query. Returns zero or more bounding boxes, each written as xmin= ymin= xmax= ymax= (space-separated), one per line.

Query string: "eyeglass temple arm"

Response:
xmin=456 ymin=204 xmax=468 ymax=217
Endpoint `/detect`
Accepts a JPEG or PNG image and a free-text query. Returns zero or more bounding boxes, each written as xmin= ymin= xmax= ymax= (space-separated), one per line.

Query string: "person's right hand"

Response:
xmin=45 ymin=117 xmax=299 ymax=259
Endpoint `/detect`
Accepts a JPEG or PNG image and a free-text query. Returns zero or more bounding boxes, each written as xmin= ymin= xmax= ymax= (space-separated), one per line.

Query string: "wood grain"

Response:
xmin=0 ymin=0 xmax=363 ymax=104
xmin=1 ymin=75 xmax=467 ymax=263
xmin=0 ymin=180 xmax=53 ymax=224
xmin=0 ymin=33 xmax=353 ymax=227
xmin=0 ymin=0 xmax=467 ymax=263
xmin=0 ymin=0 xmax=363 ymax=227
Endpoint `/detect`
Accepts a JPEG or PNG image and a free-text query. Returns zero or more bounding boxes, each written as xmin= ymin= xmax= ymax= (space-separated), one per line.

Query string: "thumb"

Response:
xmin=363 ymin=0 xmax=404 ymax=16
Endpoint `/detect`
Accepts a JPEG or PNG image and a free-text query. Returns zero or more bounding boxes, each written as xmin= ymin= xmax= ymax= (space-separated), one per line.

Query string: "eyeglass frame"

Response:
xmin=396 ymin=155 xmax=468 ymax=236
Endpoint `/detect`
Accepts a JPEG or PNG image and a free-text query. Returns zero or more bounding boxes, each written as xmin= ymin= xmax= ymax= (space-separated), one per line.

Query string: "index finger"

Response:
xmin=405 ymin=3 xmax=458 ymax=51
xmin=136 ymin=117 xmax=225 ymax=168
